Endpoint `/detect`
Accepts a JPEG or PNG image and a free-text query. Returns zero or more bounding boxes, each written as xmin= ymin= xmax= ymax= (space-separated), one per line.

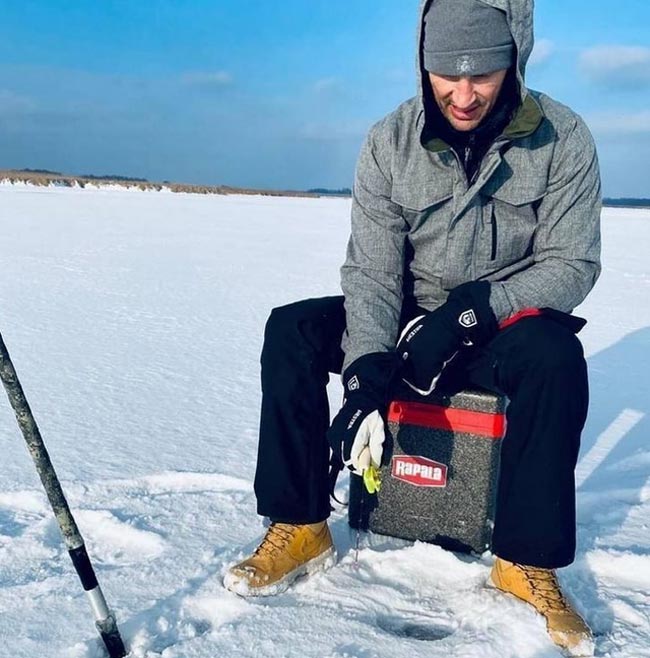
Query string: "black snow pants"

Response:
xmin=254 ymin=296 xmax=589 ymax=569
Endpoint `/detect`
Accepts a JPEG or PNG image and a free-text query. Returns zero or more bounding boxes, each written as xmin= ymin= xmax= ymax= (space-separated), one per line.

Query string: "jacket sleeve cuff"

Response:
xmin=488 ymin=282 xmax=515 ymax=323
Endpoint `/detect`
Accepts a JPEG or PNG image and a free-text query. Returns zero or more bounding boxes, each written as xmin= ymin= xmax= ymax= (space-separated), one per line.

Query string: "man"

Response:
xmin=225 ymin=0 xmax=601 ymax=654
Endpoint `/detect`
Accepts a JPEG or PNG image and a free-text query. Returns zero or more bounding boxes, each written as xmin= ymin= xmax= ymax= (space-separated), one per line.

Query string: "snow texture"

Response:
xmin=0 ymin=182 xmax=649 ymax=657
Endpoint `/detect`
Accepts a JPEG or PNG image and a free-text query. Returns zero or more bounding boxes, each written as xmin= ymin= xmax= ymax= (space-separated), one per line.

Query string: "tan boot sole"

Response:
xmin=224 ymin=546 xmax=336 ymax=597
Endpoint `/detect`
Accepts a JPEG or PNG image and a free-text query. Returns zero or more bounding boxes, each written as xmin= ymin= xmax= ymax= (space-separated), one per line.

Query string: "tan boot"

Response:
xmin=223 ymin=521 xmax=335 ymax=596
xmin=490 ymin=557 xmax=594 ymax=656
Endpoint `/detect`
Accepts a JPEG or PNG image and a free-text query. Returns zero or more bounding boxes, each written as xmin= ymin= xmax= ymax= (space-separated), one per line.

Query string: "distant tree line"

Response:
xmin=19 ymin=168 xmax=63 ymax=175
xmin=17 ymin=168 xmax=148 ymax=183
xmin=603 ymin=198 xmax=650 ymax=208
xmin=308 ymin=187 xmax=352 ymax=196
xmin=81 ymin=173 xmax=149 ymax=182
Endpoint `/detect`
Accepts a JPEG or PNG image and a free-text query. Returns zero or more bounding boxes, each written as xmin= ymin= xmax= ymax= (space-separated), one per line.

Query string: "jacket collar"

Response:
xmin=422 ymin=92 xmax=543 ymax=153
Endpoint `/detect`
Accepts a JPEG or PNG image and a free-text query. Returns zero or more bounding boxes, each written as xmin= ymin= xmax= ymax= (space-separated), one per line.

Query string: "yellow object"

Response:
xmin=223 ymin=521 xmax=335 ymax=597
xmin=363 ymin=464 xmax=381 ymax=494
xmin=490 ymin=557 xmax=594 ymax=656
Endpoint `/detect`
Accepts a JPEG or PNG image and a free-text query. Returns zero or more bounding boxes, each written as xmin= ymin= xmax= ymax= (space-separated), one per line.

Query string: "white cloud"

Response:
xmin=181 ymin=71 xmax=233 ymax=88
xmin=312 ymin=77 xmax=341 ymax=94
xmin=297 ymin=120 xmax=367 ymax=141
xmin=0 ymin=90 xmax=37 ymax=116
xmin=585 ymin=110 xmax=650 ymax=136
xmin=579 ymin=46 xmax=650 ymax=87
xmin=528 ymin=39 xmax=554 ymax=66
xmin=385 ymin=68 xmax=412 ymax=84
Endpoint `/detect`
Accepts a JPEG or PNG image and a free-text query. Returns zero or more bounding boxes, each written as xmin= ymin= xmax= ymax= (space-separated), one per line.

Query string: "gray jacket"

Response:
xmin=341 ymin=0 xmax=601 ymax=371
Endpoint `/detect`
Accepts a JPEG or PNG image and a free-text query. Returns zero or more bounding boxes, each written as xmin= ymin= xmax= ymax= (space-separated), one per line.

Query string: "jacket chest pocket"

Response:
xmin=391 ymin=180 xmax=454 ymax=277
xmin=391 ymin=179 xmax=453 ymax=235
xmin=479 ymin=186 xmax=544 ymax=269
xmin=391 ymin=179 xmax=452 ymax=213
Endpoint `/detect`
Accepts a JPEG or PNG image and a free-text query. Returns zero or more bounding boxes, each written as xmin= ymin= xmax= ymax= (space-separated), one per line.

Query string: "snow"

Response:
xmin=0 ymin=183 xmax=649 ymax=657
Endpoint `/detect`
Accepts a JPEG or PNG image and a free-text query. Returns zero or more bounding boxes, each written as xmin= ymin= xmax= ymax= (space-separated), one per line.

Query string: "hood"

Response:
xmin=416 ymin=0 xmax=535 ymax=104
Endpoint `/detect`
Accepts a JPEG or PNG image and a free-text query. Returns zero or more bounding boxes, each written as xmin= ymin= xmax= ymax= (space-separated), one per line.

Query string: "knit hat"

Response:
xmin=423 ymin=0 xmax=515 ymax=76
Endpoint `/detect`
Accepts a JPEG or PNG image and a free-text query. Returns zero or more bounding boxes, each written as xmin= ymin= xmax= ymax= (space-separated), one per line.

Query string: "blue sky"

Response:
xmin=0 ymin=0 xmax=648 ymax=196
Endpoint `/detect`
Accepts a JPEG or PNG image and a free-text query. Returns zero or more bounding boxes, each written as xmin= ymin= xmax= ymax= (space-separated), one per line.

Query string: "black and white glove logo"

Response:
xmin=347 ymin=375 xmax=360 ymax=392
xmin=458 ymin=309 xmax=478 ymax=328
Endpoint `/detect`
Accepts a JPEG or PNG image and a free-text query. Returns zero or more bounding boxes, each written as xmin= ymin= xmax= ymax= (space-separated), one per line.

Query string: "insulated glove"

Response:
xmin=327 ymin=352 xmax=401 ymax=474
xmin=397 ymin=281 xmax=498 ymax=395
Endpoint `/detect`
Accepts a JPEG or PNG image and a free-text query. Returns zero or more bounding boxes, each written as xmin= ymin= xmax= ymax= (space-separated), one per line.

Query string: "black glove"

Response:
xmin=397 ymin=281 xmax=498 ymax=394
xmin=327 ymin=352 xmax=401 ymax=473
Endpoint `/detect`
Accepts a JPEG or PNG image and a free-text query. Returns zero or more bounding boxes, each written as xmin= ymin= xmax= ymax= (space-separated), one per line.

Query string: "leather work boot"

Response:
xmin=490 ymin=557 xmax=594 ymax=656
xmin=223 ymin=521 xmax=335 ymax=596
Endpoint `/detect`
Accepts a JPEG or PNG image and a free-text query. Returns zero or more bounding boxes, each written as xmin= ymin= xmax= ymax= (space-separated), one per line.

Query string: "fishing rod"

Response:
xmin=0 ymin=332 xmax=127 ymax=658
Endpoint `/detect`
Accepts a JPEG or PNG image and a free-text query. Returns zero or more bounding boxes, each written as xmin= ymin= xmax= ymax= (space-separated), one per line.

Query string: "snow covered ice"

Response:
xmin=0 ymin=182 xmax=649 ymax=657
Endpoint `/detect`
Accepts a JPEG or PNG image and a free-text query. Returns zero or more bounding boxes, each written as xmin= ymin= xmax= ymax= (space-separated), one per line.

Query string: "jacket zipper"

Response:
xmin=464 ymin=134 xmax=480 ymax=185
xmin=457 ymin=134 xmax=499 ymax=262
xmin=449 ymin=149 xmax=469 ymax=189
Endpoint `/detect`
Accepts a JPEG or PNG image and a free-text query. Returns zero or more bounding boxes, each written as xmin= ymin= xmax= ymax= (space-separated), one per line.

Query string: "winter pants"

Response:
xmin=254 ymin=296 xmax=588 ymax=569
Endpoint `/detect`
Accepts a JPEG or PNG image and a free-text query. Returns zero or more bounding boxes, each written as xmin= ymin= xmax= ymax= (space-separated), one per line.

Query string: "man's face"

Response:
xmin=428 ymin=69 xmax=508 ymax=132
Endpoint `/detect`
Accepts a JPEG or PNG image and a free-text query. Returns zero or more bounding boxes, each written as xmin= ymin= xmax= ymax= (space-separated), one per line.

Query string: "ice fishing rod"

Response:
xmin=0 ymin=332 xmax=127 ymax=658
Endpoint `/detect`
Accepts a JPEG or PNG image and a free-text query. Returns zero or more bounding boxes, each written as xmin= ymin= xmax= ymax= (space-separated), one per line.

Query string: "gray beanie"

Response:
xmin=423 ymin=0 xmax=515 ymax=76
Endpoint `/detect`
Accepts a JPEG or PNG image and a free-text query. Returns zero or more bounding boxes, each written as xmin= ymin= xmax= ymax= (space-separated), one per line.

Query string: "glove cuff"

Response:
xmin=342 ymin=351 xmax=402 ymax=407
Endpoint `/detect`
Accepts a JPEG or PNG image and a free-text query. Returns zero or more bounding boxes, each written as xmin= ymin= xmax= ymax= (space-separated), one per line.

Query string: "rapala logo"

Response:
xmin=391 ymin=455 xmax=448 ymax=488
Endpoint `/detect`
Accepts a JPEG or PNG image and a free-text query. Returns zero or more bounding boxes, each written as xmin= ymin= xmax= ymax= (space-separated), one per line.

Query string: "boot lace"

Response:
xmin=254 ymin=523 xmax=299 ymax=558
xmin=516 ymin=564 xmax=569 ymax=613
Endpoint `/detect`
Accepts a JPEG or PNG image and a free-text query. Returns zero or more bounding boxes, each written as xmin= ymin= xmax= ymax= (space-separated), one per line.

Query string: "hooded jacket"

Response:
xmin=340 ymin=0 xmax=602 ymax=371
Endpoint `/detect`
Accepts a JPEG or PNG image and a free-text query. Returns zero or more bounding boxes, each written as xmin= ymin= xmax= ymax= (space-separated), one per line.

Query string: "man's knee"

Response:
xmin=502 ymin=317 xmax=586 ymax=382
xmin=264 ymin=300 xmax=309 ymax=349
xmin=262 ymin=296 xmax=345 ymax=363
